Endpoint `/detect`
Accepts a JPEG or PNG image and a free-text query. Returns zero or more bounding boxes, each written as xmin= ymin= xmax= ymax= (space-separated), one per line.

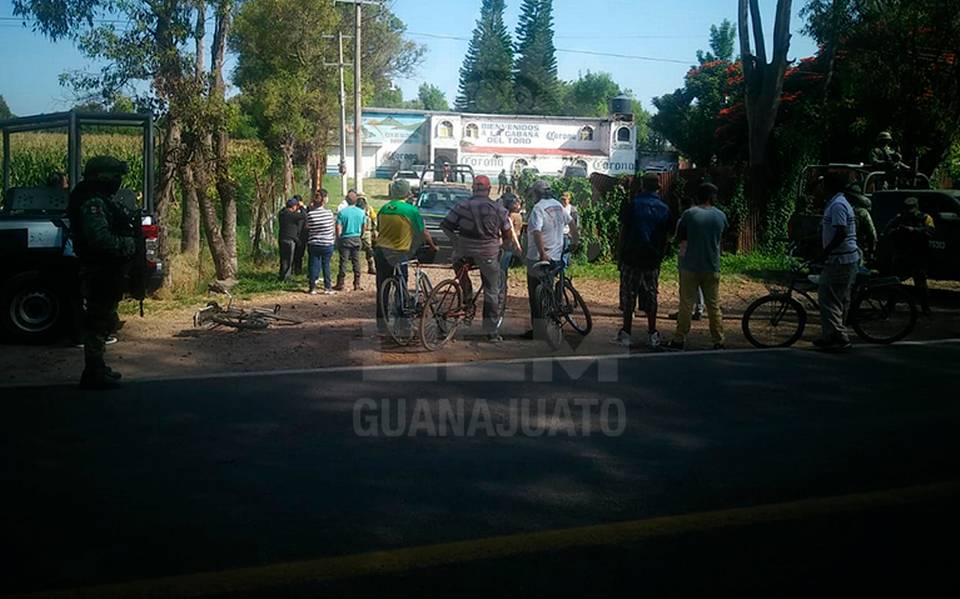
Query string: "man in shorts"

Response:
xmin=616 ymin=173 xmax=671 ymax=348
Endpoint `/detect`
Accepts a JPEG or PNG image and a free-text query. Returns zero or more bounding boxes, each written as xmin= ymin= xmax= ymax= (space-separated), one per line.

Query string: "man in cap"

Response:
xmin=884 ymin=197 xmax=935 ymax=315
xmin=67 ymin=156 xmax=137 ymax=389
xmin=440 ymin=174 xmax=519 ymax=343
xmin=845 ymin=183 xmax=878 ymax=264
xmin=525 ymin=179 xmax=578 ymax=341
xmin=374 ymin=179 xmax=438 ymax=333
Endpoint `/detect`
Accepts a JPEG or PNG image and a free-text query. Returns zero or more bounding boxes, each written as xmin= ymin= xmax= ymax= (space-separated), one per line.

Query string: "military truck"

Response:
xmin=0 ymin=111 xmax=162 ymax=343
xmin=789 ymin=164 xmax=960 ymax=282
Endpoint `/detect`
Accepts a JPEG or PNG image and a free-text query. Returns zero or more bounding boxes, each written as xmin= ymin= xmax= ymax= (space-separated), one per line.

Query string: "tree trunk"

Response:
xmin=281 ymin=141 xmax=295 ymax=198
xmin=210 ymin=0 xmax=238 ymax=275
xmin=737 ymin=0 xmax=793 ymax=251
xmin=179 ymin=163 xmax=201 ymax=260
xmin=194 ymin=161 xmax=236 ymax=280
xmin=155 ymin=118 xmax=181 ymax=273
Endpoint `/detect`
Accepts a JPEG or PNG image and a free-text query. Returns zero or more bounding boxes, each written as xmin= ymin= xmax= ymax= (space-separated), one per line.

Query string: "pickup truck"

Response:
xmin=788 ymin=164 xmax=960 ymax=281
xmin=0 ymin=110 xmax=163 ymax=343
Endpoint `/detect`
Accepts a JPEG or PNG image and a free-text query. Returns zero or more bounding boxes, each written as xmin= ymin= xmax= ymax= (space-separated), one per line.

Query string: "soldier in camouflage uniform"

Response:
xmin=68 ymin=156 xmax=137 ymax=389
xmin=844 ymin=184 xmax=878 ymax=264
xmin=869 ymin=132 xmax=909 ymax=174
xmin=884 ymin=197 xmax=935 ymax=315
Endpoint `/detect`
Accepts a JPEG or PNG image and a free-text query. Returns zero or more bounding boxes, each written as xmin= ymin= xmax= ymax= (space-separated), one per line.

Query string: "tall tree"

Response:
xmin=697 ymin=19 xmax=737 ymax=64
xmin=418 ymin=83 xmax=449 ymax=111
xmin=738 ymin=0 xmax=793 ymax=251
xmin=0 ymin=95 xmax=13 ymax=119
xmin=513 ymin=0 xmax=560 ymax=114
xmin=560 ymin=71 xmax=621 ymax=117
xmin=456 ymin=0 xmax=515 ymax=113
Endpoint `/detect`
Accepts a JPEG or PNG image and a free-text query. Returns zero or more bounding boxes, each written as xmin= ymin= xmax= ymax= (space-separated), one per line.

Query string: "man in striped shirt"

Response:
xmin=305 ymin=190 xmax=337 ymax=295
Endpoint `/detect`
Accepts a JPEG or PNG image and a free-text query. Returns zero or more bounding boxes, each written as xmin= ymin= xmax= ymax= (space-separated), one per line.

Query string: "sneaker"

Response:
xmin=487 ymin=334 xmax=504 ymax=344
xmin=665 ymin=340 xmax=685 ymax=351
xmin=648 ymin=331 xmax=662 ymax=349
xmin=323 ymin=289 xmax=337 ymax=296
xmin=309 ymin=289 xmax=318 ymax=296
xmin=613 ymin=329 xmax=633 ymax=347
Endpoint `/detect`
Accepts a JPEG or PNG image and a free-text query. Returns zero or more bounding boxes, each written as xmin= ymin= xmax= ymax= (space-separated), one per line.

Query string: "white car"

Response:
xmin=392 ymin=170 xmax=422 ymax=194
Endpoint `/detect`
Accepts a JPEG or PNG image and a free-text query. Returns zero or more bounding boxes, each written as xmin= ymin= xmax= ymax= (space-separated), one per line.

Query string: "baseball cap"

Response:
xmin=904 ymin=197 xmax=919 ymax=209
xmin=83 ymin=156 xmax=129 ymax=180
xmin=286 ymin=197 xmax=300 ymax=207
xmin=390 ymin=179 xmax=412 ymax=199
xmin=473 ymin=175 xmax=492 ymax=192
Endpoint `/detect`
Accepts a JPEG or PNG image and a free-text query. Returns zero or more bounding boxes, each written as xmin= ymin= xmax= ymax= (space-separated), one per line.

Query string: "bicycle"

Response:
xmin=379 ymin=259 xmax=433 ymax=346
xmin=741 ymin=260 xmax=917 ymax=349
xmin=193 ymin=289 xmax=303 ymax=331
xmin=419 ymin=258 xmax=506 ymax=351
xmin=532 ymin=257 xmax=593 ymax=350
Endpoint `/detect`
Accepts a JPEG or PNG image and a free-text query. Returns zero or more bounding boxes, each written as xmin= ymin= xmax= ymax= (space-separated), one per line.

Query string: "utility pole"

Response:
xmin=336 ymin=0 xmax=379 ymax=195
xmin=337 ymin=31 xmax=348 ymax=197
xmin=353 ymin=1 xmax=363 ymax=194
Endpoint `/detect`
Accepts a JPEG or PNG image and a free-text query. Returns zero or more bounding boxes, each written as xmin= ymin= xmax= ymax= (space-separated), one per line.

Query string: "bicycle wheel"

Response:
xmin=536 ymin=283 xmax=564 ymax=350
xmin=420 ymin=280 xmax=464 ymax=351
xmin=381 ymin=277 xmax=414 ymax=346
xmin=560 ymin=279 xmax=592 ymax=336
xmin=850 ymin=285 xmax=917 ymax=344
xmin=741 ymin=295 xmax=807 ymax=348
xmin=210 ymin=313 xmax=269 ymax=331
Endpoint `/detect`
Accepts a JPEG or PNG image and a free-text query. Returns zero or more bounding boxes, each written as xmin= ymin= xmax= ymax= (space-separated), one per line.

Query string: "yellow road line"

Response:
xmin=11 ymin=481 xmax=960 ymax=598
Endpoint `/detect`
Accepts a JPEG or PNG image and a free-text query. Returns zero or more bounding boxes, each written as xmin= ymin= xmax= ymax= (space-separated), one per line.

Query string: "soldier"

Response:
xmin=845 ymin=183 xmax=878 ymax=265
xmin=67 ymin=156 xmax=137 ymax=389
xmin=869 ymin=132 xmax=909 ymax=174
xmin=884 ymin=197 xmax=935 ymax=315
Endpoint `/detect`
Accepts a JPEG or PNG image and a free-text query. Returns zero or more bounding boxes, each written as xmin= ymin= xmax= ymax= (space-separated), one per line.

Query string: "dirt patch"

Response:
xmin=2 ymin=269 xmax=959 ymax=387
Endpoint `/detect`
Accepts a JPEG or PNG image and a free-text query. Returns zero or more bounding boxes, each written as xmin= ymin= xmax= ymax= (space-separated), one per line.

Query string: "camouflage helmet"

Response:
xmin=389 ymin=178 xmax=412 ymax=199
xmin=904 ymin=197 xmax=920 ymax=209
xmin=877 ymin=131 xmax=893 ymax=143
xmin=83 ymin=156 xmax=129 ymax=181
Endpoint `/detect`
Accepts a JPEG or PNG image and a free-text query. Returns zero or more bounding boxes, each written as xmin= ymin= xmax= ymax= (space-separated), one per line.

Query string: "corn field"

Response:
xmin=0 ymin=131 xmax=273 ymax=228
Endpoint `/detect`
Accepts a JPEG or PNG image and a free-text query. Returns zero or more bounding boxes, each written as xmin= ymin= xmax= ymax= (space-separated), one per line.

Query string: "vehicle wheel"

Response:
xmin=561 ymin=280 xmax=592 ymax=336
xmin=850 ymin=285 xmax=917 ymax=344
xmin=741 ymin=295 xmax=807 ymax=348
xmin=381 ymin=277 xmax=414 ymax=346
xmin=420 ymin=280 xmax=463 ymax=351
xmin=0 ymin=271 xmax=67 ymax=344
xmin=536 ymin=283 xmax=563 ymax=350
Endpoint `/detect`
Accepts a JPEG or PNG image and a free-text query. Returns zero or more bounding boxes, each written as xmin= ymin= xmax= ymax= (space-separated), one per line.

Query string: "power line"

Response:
xmin=406 ymin=31 xmax=690 ymax=64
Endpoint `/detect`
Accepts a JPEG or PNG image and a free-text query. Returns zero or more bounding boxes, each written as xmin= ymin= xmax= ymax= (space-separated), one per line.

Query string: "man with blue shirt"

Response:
xmin=668 ymin=183 xmax=728 ymax=351
xmin=616 ymin=173 xmax=671 ymax=348
xmin=815 ymin=174 xmax=860 ymax=350
xmin=334 ymin=192 xmax=367 ymax=291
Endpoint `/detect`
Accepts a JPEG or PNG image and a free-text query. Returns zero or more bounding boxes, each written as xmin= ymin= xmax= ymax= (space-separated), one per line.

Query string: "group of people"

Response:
xmin=278 ymin=189 xmax=377 ymax=294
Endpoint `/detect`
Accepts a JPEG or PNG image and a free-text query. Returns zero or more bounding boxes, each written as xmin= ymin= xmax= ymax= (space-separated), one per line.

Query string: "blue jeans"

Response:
xmin=308 ymin=244 xmax=334 ymax=291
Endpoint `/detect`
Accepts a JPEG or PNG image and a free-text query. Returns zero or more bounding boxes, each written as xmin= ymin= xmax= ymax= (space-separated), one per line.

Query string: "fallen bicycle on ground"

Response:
xmin=193 ymin=289 xmax=302 ymax=331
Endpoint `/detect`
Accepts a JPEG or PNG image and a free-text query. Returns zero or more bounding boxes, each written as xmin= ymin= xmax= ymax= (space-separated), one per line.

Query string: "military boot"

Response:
xmin=333 ymin=275 xmax=345 ymax=291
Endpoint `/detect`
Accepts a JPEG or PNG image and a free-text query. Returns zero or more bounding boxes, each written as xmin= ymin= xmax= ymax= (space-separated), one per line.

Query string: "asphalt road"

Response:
xmin=3 ymin=342 xmax=960 ymax=597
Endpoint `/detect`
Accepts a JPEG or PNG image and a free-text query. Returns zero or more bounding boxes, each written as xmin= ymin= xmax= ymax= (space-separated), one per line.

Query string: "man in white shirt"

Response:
xmin=525 ymin=180 xmax=579 ymax=339
xmin=815 ymin=173 xmax=860 ymax=350
xmin=336 ymin=189 xmax=357 ymax=214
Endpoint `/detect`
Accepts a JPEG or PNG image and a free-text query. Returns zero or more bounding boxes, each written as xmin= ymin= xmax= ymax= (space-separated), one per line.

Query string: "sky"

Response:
xmin=0 ymin=0 xmax=819 ymax=116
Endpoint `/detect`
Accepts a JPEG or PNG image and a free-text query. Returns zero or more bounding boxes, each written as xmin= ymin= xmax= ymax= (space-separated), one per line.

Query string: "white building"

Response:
xmin=328 ymin=107 xmax=637 ymax=179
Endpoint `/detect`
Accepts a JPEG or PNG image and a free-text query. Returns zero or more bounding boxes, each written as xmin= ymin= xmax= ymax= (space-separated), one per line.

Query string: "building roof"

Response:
xmin=363 ymin=106 xmax=622 ymax=125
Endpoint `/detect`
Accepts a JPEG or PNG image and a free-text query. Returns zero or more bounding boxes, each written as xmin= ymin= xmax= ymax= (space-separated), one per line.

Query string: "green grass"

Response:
xmin=565 ymin=252 xmax=798 ymax=283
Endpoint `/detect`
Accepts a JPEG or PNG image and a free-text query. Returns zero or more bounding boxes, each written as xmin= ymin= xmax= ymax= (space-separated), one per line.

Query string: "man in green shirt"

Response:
xmin=374 ymin=180 xmax=437 ymax=333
